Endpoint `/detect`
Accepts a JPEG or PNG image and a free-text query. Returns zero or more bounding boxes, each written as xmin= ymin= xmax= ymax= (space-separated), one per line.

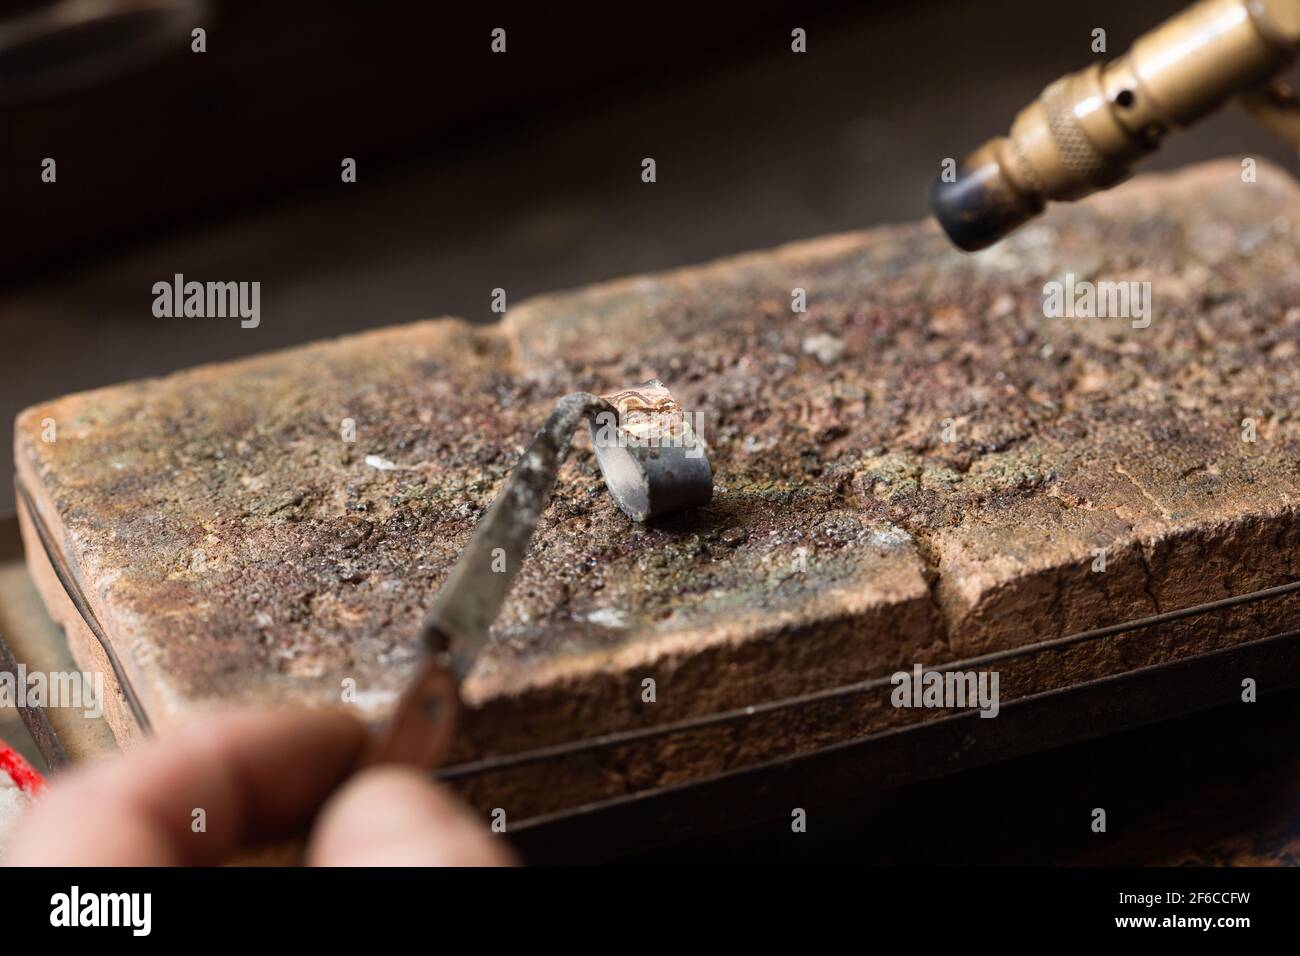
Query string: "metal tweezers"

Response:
xmin=366 ymin=380 xmax=712 ymax=768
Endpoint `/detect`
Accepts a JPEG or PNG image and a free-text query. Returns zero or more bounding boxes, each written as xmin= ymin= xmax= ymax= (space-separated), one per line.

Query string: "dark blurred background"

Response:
xmin=3 ymin=0 xmax=1298 ymax=516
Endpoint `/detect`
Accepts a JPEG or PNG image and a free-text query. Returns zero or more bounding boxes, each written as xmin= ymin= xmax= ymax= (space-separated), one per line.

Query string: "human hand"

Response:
xmin=3 ymin=709 xmax=513 ymax=866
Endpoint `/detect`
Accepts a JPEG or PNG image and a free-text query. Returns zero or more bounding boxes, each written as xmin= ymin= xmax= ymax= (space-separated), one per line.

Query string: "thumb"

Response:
xmin=306 ymin=766 xmax=515 ymax=866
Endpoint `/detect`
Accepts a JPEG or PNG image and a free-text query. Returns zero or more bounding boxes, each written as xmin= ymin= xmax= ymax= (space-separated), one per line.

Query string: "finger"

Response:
xmin=4 ymin=708 xmax=366 ymax=866
xmin=307 ymin=766 xmax=515 ymax=866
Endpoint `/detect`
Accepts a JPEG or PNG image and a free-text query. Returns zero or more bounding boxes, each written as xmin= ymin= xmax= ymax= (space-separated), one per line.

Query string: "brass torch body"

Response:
xmin=931 ymin=0 xmax=1300 ymax=251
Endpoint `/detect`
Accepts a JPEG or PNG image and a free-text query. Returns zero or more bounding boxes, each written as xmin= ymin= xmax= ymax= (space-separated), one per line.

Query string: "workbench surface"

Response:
xmin=12 ymin=160 xmax=1300 ymax=822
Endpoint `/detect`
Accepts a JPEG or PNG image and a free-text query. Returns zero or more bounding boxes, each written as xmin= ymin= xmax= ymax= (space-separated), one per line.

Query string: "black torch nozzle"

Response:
xmin=928 ymin=143 xmax=1045 ymax=253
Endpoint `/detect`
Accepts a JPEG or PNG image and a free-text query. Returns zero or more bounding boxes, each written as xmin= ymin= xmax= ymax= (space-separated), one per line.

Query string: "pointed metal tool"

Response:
xmin=367 ymin=381 xmax=711 ymax=769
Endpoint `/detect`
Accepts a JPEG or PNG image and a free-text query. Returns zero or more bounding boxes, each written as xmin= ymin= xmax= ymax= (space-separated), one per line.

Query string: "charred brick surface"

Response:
xmin=16 ymin=160 xmax=1300 ymax=815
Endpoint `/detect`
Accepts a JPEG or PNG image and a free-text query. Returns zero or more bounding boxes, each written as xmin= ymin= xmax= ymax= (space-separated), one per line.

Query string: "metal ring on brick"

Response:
xmin=589 ymin=380 xmax=713 ymax=522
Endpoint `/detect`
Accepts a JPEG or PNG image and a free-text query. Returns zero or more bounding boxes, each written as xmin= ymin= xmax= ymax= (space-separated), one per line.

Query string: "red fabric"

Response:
xmin=0 ymin=739 xmax=45 ymax=793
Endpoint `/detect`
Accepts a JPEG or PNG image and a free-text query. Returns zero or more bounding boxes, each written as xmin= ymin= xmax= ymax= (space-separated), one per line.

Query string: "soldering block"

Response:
xmin=15 ymin=159 xmax=1300 ymax=819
